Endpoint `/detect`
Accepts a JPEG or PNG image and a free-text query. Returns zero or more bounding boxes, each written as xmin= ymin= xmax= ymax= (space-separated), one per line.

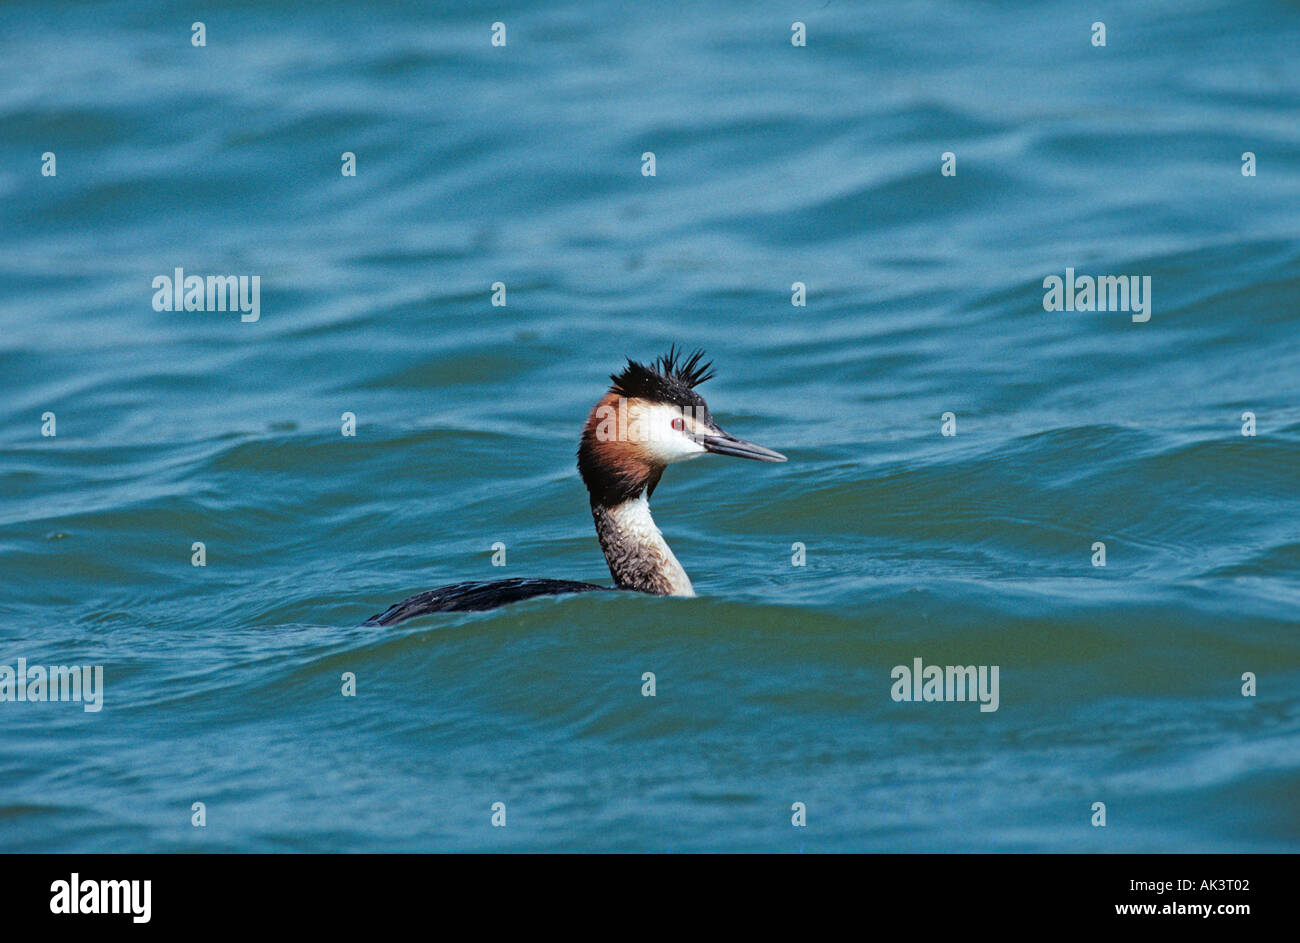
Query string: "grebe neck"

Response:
xmin=591 ymin=492 xmax=694 ymax=597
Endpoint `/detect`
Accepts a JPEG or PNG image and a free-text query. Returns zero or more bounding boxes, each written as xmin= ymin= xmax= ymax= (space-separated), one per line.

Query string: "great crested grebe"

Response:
xmin=363 ymin=348 xmax=786 ymax=626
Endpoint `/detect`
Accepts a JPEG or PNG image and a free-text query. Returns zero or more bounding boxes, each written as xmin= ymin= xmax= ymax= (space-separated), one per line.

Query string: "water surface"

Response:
xmin=1 ymin=0 xmax=1298 ymax=852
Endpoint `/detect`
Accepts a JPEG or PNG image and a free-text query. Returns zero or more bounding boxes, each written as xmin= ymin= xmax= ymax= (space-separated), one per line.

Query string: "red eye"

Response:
xmin=671 ymin=417 xmax=685 ymax=431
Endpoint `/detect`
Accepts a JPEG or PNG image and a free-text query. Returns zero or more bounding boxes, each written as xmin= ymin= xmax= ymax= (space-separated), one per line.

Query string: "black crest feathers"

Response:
xmin=609 ymin=346 xmax=715 ymax=407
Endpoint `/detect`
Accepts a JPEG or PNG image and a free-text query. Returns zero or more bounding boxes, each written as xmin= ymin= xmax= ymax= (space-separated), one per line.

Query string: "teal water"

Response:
xmin=2 ymin=0 xmax=1298 ymax=852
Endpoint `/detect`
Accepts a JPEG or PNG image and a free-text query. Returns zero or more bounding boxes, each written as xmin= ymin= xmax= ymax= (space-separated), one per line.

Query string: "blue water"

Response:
xmin=2 ymin=0 xmax=1298 ymax=852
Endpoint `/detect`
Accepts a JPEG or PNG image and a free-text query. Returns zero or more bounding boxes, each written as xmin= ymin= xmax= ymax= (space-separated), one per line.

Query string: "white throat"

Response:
xmin=592 ymin=492 xmax=695 ymax=597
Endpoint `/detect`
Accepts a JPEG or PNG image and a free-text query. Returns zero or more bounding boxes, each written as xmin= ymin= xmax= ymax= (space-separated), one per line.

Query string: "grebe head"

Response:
xmin=577 ymin=347 xmax=786 ymax=507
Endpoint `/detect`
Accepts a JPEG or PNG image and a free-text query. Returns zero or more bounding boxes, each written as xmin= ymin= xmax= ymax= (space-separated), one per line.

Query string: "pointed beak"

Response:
xmin=698 ymin=430 xmax=787 ymax=462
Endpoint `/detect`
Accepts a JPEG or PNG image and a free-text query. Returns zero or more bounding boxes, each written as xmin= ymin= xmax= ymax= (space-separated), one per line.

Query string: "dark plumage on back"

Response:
xmin=363 ymin=578 xmax=608 ymax=626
